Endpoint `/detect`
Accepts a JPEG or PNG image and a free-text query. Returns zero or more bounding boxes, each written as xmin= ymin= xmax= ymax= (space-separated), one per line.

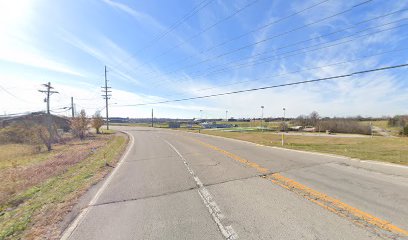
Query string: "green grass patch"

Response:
xmin=201 ymin=130 xmax=408 ymax=165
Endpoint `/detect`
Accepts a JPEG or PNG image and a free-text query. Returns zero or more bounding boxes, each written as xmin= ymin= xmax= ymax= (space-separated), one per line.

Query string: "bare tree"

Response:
xmin=71 ymin=110 xmax=90 ymax=140
xmin=34 ymin=124 xmax=55 ymax=151
xmin=91 ymin=111 xmax=104 ymax=134
xmin=309 ymin=111 xmax=320 ymax=127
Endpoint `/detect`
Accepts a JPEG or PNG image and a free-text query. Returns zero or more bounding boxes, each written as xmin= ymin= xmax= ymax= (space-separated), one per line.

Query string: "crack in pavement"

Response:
xmin=88 ymin=186 xmax=198 ymax=209
xmin=123 ymin=155 xmax=178 ymax=163
xmin=83 ymin=174 xmax=270 ymax=211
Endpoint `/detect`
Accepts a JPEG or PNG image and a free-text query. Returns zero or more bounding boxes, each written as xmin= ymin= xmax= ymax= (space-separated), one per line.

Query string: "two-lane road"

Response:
xmin=62 ymin=127 xmax=408 ymax=240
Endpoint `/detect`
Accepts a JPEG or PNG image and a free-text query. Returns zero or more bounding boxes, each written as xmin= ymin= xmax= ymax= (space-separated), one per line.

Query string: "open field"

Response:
xmin=0 ymin=132 xmax=128 ymax=239
xmin=360 ymin=120 xmax=402 ymax=136
xmin=199 ymin=130 xmax=408 ymax=165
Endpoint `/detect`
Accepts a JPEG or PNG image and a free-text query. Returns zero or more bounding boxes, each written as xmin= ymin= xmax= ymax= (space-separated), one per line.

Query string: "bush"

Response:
xmin=0 ymin=121 xmax=59 ymax=151
xmin=388 ymin=116 xmax=407 ymax=127
xmin=0 ymin=123 xmax=35 ymax=144
xmin=91 ymin=111 xmax=104 ymax=134
xmin=401 ymin=126 xmax=408 ymax=136
xmin=320 ymin=119 xmax=371 ymax=135
xmin=71 ymin=110 xmax=90 ymax=140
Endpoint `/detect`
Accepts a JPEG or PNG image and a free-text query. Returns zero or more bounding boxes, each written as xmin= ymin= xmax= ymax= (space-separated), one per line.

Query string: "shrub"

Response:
xmin=0 ymin=121 xmax=59 ymax=151
xmin=91 ymin=111 xmax=104 ymax=134
xmin=71 ymin=110 xmax=90 ymax=140
xmin=388 ymin=115 xmax=407 ymax=128
xmin=320 ymin=119 xmax=371 ymax=135
xmin=401 ymin=125 xmax=408 ymax=136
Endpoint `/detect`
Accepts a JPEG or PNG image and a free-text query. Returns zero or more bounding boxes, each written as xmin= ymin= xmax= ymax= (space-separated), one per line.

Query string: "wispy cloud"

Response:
xmin=101 ymin=0 xmax=166 ymax=31
xmin=0 ymin=45 xmax=84 ymax=77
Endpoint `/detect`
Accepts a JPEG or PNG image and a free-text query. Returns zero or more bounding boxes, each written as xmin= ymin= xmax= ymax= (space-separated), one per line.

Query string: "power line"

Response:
xmin=0 ymin=84 xmax=32 ymax=103
xmin=110 ymin=0 xmax=262 ymax=80
xmin=130 ymin=0 xmax=331 ymax=78
xmin=144 ymin=0 xmax=261 ymax=64
xmin=109 ymin=0 xmax=214 ymax=71
xmin=187 ymin=20 xmax=408 ymax=80
xmin=119 ymin=63 xmax=408 ymax=106
xmin=145 ymin=0 xmax=214 ymax=46
xmin=173 ymin=21 xmax=408 ymax=88
xmin=147 ymin=0 xmax=373 ymax=84
xmin=161 ymin=47 xmax=408 ymax=98
xmin=184 ymin=11 xmax=408 ymax=79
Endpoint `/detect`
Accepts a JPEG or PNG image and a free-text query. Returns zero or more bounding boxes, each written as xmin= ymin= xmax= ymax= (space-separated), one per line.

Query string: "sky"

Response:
xmin=0 ymin=0 xmax=407 ymax=119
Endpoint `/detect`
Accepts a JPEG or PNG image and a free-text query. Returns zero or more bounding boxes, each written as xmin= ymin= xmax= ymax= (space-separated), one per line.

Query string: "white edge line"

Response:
xmin=164 ymin=140 xmax=238 ymax=240
xmin=181 ymin=130 xmax=408 ymax=169
xmin=60 ymin=131 xmax=134 ymax=240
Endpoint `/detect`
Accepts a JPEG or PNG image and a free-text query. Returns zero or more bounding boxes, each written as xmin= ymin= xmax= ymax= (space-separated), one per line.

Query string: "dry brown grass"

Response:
xmin=0 ymin=132 xmax=128 ymax=239
xmin=0 ymin=135 xmax=109 ymax=206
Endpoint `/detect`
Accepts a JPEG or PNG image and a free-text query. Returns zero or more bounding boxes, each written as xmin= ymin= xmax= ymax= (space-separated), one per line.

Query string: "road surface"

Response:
xmin=62 ymin=127 xmax=408 ymax=240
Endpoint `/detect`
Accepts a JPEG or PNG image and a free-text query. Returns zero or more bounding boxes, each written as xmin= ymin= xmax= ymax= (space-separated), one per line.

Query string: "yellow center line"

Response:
xmin=192 ymin=137 xmax=408 ymax=238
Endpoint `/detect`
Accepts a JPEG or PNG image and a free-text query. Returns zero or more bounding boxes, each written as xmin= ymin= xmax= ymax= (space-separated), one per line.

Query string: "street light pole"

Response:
xmin=261 ymin=106 xmax=264 ymax=132
xmin=226 ymin=110 xmax=228 ymax=121
xmin=282 ymin=108 xmax=286 ymax=146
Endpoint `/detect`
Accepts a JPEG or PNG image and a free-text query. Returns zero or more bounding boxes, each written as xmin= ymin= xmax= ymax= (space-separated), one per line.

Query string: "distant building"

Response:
xmin=303 ymin=127 xmax=316 ymax=132
xmin=289 ymin=126 xmax=303 ymax=131
xmin=109 ymin=117 xmax=130 ymax=123
xmin=169 ymin=122 xmax=181 ymax=128
xmin=0 ymin=112 xmax=70 ymax=131
xmin=201 ymin=122 xmax=233 ymax=129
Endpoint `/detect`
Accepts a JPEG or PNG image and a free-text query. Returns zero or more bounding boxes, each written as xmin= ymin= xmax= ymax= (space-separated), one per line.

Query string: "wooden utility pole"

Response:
xmin=38 ymin=82 xmax=58 ymax=151
xmin=38 ymin=82 xmax=58 ymax=114
xmin=71 ymin=97 xmax=75 ymax=118
xmin=101 ymin=66 xmax=112 ymax=130
xmin=151 ymin=108 xmax=154 ymax=127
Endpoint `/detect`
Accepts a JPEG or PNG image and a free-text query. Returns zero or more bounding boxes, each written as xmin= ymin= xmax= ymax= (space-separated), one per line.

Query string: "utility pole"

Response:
xmin=38 ymin=82 xmax=58 ymax=114
xmin=71 ymin=97 xmax=74 ymax=118
xmin=261 ymin=106 xmax=264 ymax=132
xmin=282 ymin=107 xmax=286 ymax=146
xmin=101 ymin=66 xmax=112 ymax=130
xmin=38 ymin=82 xmax=58 ymax=151
xmin=151 ymin=108 xmax=154 ymax=127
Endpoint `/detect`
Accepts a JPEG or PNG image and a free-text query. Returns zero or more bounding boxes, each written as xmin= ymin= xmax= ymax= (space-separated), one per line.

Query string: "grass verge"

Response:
xmin=200 ymin=130 xmax=408 ymax=165
xmin=0 ymin=133 xmax=128 ymax=239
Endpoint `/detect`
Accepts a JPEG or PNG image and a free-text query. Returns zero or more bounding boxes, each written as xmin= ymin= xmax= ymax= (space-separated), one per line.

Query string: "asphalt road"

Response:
xmin=62 ymin=127 xmax=408 ymax=240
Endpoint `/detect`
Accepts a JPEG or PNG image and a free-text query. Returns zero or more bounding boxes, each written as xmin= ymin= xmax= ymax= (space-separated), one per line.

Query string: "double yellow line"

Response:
xmin=192 ymin=137 xmax=408 ymax=238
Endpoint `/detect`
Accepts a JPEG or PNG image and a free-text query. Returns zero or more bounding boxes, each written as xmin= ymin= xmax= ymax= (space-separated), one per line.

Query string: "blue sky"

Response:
xmin=0 ymin=0 xmax=407 ymax=118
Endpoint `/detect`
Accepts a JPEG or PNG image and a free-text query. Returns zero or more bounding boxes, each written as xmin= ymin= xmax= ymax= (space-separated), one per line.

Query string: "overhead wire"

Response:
xmin=159 ymin=47 xmax=408 ymax=99
xmin=127 ymin=0 xmax=332 ymax=78
xmin=118 ymin=63 xmax=408 ymax=106
xmin=146 ymin=0 xmax=374 ymax=84
xmin=0 ymin=84 xmax=32 ymax=104
xmin=109 ymin=0 xmax=214 ymax=71
xmin=109 ymin=0 xmax=262 ymax=80
xmin=181 ymin=10 xmax=408 ymax=79
xmin=185 ymin=20 xmax=408 ymax=80
xmin=141 ymin=0 xmax=261 ymax=66
xmin=148 ymin=17 xmax=407 ymax=91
